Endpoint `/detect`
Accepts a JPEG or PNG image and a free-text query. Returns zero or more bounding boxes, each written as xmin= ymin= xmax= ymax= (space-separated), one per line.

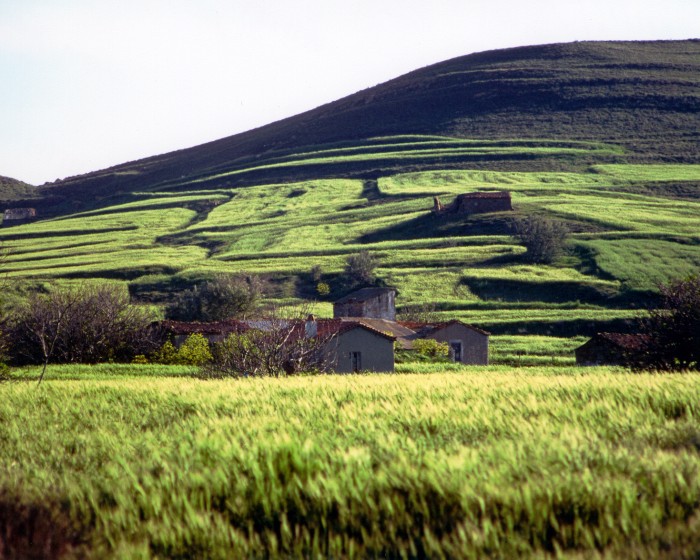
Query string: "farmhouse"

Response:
xmin=433 ymin=191 xmax=512 ymax=215
xmin=160 ymin=287 xmax=489 ymax=370
xmin=575 ymin=332 xmax=648 ymax=366
xmin=2 ymin=207 xmax=36 ymax=226
xmin=160 ymin=316 xmax=396 ymax=373
xmin=335 ymin=288 xmax=490 ymax=365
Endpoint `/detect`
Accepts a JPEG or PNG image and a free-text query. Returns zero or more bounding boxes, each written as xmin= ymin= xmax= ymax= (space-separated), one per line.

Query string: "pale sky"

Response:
xmin=1 ymin=0 xmax=698 ymax=185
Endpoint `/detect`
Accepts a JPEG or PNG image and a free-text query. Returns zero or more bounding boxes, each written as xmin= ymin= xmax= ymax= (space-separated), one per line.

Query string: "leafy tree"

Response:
xmin=511 ymin=215 xmax=569 ymax=264
xmin=343 ymin=250 xmax=377 ymax=288
xmin=167 ymin=274 xmax=262 ymax=321
xmin=633 ymin=275 xmax=700 ymax=371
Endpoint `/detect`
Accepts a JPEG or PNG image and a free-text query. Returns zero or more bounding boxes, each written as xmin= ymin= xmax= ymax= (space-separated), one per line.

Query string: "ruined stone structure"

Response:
xmin=2 ymin=208 xmax=36 ymax=226
xmin=435 ymin=191 xmax=512 ymax=215
xmin=333 ymin=287 xmax=396 ymax=321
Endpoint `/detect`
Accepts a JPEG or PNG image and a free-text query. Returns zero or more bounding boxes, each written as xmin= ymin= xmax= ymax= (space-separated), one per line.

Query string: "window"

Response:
xmin=449 ymin=341 xmax=463 ymax=362
xmin=351 ymin=351 xmax=362 ymax=372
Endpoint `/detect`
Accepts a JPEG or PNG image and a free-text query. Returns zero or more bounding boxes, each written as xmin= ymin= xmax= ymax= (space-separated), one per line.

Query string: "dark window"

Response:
xmin=450 ymin=341 xmax=463 ymax=362
xmin=351 ymin=351 xmax=362 ymax=372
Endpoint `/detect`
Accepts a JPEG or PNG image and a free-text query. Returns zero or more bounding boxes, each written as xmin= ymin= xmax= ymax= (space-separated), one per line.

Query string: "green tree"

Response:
xmin=167 ymin=273 xmax=262 ymax=321
xmin=512 ymin=215 xmax=569 ymax=264
xmin=343 ymin=251 xmax=377 ymax=288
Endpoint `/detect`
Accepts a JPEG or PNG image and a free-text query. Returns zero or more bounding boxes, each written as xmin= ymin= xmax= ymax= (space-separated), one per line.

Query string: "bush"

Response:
xmin=167 ymin=274 xmax=262 ymax=321
xmin=512 ymin=215 xmax=569 ymax=264
xmin=413 ymin=338 xmax=450 ymax=359
xmin=316 ymin=282 xmax=330 ymax=297
xmin=176 ymin=334 xmax=213 ymax=366
xmin=151 ymin=334 xmax=213 ymax=366
xmin=202 ymin=310 xmax=334 ymax=378
xmin=343 ymin=251 xmax=377 ymax=287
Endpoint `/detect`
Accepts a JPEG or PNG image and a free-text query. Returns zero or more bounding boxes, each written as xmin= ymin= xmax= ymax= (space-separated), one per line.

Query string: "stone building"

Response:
xmin=2 ymin=207 xmax=36 ymax=226
xmin=333 ymin=287 xmax=396 ymax=321
xmin=434 ymin=191 xmax=512 ymax=215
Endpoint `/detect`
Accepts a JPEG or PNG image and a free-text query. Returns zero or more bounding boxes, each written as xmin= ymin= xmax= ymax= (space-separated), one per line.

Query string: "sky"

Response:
xmin=1 ymin=0 xmax=698 ymax=185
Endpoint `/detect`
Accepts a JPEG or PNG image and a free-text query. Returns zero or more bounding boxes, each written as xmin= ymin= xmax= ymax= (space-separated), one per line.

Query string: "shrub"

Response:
xmin=413 ymin=339 xmax=450 ymax=359
xmin=310 ymin=264 xmax=323 ymax=282
xmin=151 ymin=335 xmax=212 ymax=366
xmin=512 ymin=215 xmax=569 ymax=264
xmin=202 ymin=310 xmax=334 ymax=378
xmin=167 ymin=274 xmax=262 ymax=321
xmin=176 ymin=334 xmax=213 ymax=366
xmin=316 ymin=282 xmax=331 ymax=297
xmin=151 ymin=340 xmax=179 ymax=365
xmin=343 ymin=251 xmax=377 ymax=287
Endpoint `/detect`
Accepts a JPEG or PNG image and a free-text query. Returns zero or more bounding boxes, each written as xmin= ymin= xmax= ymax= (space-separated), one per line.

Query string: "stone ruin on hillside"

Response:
xmin=433 ymin=191 xmax=512 ymax=215
xmin=2 ymin=207 xmax=37 ymax=226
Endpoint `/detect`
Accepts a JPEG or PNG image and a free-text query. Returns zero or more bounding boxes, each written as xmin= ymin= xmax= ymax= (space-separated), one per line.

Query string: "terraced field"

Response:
xmin=2 ymin=136 xmax=699 ymax=352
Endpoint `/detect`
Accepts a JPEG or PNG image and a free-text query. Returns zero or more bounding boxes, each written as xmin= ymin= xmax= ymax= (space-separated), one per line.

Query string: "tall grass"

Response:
xmin=1 ymin=368 xmax=699 ymax=558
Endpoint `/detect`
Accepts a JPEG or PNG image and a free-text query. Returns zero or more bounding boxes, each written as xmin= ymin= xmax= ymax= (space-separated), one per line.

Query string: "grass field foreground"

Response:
xmin=2 ymin=367 xmax=700 ymax=558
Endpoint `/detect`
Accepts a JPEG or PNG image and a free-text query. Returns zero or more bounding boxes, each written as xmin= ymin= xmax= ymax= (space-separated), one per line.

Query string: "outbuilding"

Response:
xmin=575 ymin=332 xmax=648 ymax=366
xmin=401 ymin=320 xmax=491 ymax=364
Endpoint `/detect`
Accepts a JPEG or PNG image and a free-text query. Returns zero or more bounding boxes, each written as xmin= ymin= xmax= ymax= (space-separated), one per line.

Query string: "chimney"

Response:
xmin=305 ymin=314 xmax=317 ymax=338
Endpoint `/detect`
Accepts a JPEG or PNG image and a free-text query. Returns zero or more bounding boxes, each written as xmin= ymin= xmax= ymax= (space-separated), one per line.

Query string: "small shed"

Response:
xmin=333 ymin=287 xmax=396 ymax=321
xmin=575 ymin=332 xmax=648 ymax=366
xmin=401 ymin=320 xmax=491 ymax=365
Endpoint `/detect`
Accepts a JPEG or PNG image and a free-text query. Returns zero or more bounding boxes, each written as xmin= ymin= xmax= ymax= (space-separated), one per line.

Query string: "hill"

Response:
xmin=1 ymin=40 xmax=699 ymax=354
xmin=0 ymin=175 xmax=36 ymax=205
xmin=33 ymin=40 xmax=700 ymax=213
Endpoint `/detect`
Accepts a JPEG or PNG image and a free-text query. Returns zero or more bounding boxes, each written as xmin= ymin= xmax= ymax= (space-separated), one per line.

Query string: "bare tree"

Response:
xmin=15 ymin=288 xmax=82 ymax=385
xmin=9 ymin=284 xmax=158 ymax=383
xmin=203 ymin=308 xmax=336 ymax=378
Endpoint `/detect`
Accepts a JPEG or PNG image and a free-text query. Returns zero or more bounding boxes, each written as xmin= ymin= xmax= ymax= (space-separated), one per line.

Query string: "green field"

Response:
xmin=2 ymin=139 xmax=698 ymax=339
xmin=2 ymin=366 xmax=700 ymax=558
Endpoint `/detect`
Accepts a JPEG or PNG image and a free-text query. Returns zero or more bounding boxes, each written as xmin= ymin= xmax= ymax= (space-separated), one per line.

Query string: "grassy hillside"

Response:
xmin=2 ymin=366 xmax=700 ymax=558
xmin=0 ymin=175 xmax=36 ymax=205
xmin=2 ymin=138 xmax=698 ymax=342
xmin=2 ymin=41 xmax=699 ymax=344
xmin=30 ymin=40 xmax=700 ymax=213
